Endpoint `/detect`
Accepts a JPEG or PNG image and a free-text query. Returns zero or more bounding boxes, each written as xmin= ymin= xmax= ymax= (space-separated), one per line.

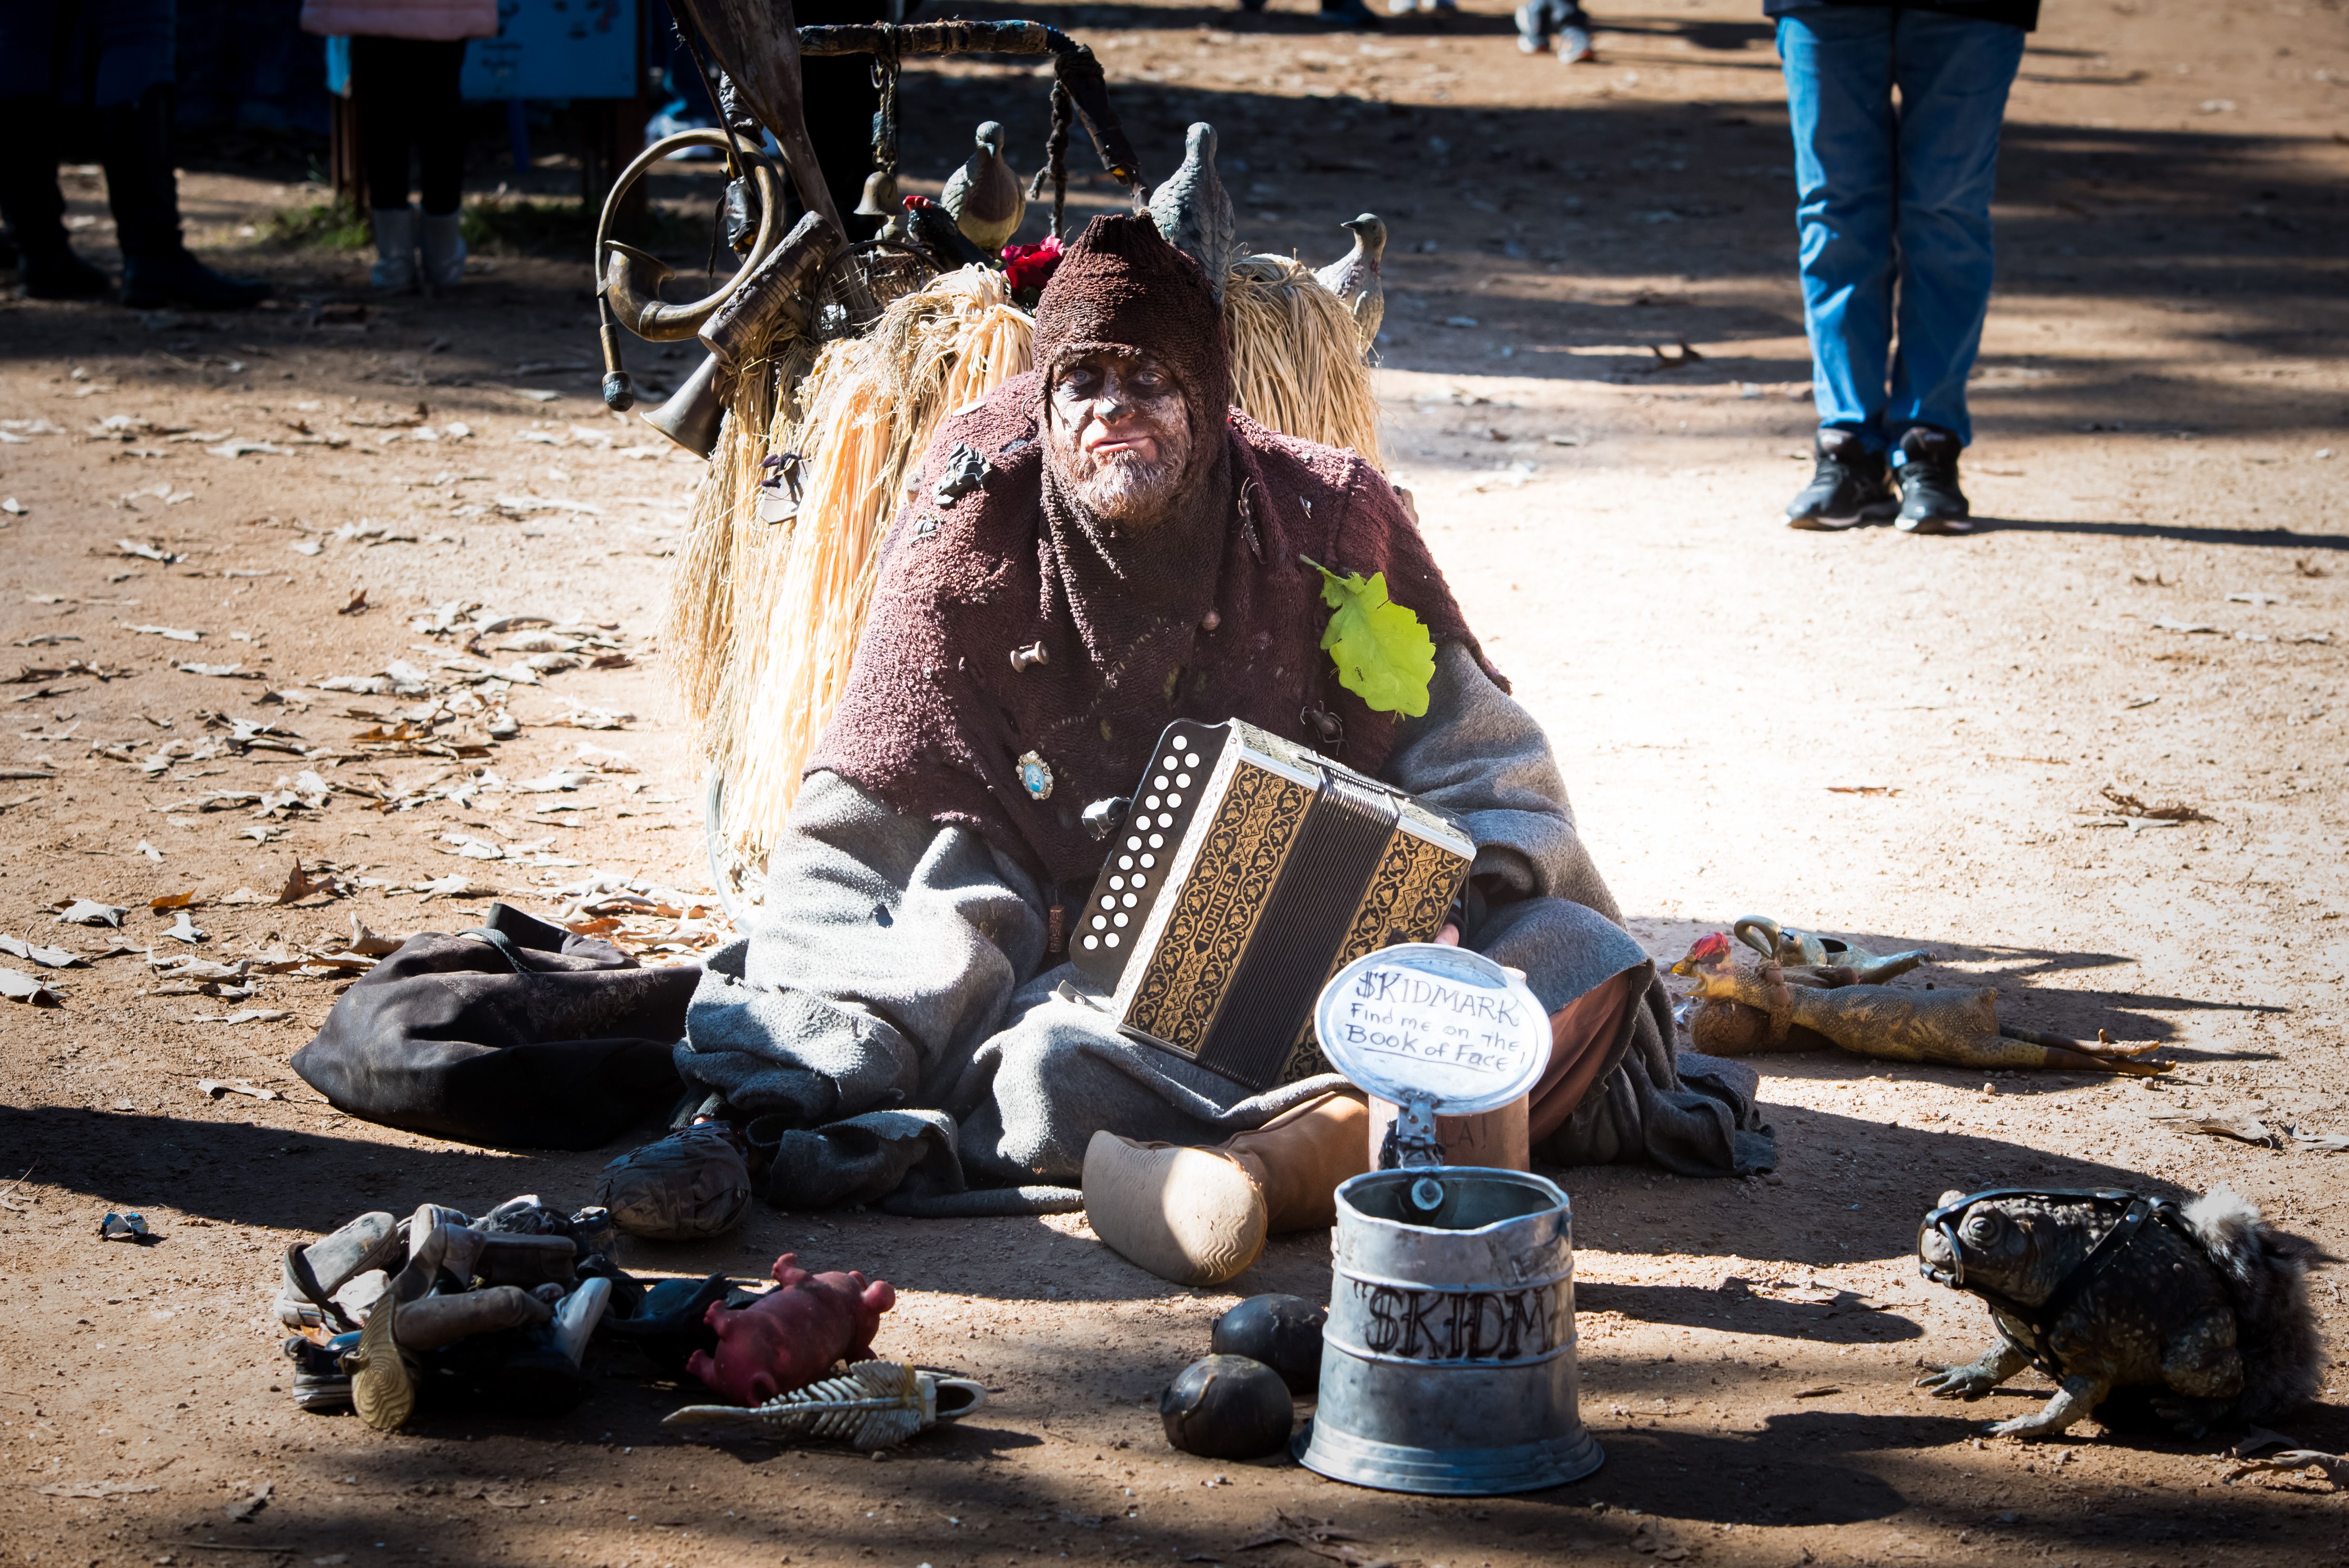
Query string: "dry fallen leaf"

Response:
xmin=2227 ymin=1450 xmax=2349 ymax=1488
xmin=2099 ymin=786 xmax=2214 ymax=823
xmin=224 ymin=1480 xmax=273 ymax=1522
xmin=277 ymin=860 xmax=336 ymax=905
xmin=54 ymin=898 xmax=126 ymax=926
xmin=150 ymin=890 xmax=199 ymax=911
xmin=2154 ymin=1114 xmax=2278 ymax=1148
xmin=196 ymin=1078 xmax=279 ymax=1101
xmin=0 ymin=934 xmax=85 ymax=968
xmin=1 ymin=965 xmax=61 ymax=1006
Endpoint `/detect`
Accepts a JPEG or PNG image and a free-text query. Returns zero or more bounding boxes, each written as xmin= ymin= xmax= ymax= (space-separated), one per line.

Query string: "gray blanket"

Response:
xmin=679 ymin=645 xmax=1775 ymax=1211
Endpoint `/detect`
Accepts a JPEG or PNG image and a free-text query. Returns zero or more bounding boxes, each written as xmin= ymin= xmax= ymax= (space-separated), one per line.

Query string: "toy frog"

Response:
xmin=1915 ymin=1185 xmax=2321 ymax=1439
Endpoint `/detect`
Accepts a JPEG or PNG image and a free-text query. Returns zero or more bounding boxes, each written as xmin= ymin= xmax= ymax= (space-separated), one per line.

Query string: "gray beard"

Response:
xmin=1046 ymin=421 xmax=1194 ymax=531
xmin=1066 ymin=449 xmax=1183 ymax=525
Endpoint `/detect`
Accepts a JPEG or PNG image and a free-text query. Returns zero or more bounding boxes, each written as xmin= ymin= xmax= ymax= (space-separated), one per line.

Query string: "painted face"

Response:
xmin=1044 ymin=351 xmax=1196 ymax=528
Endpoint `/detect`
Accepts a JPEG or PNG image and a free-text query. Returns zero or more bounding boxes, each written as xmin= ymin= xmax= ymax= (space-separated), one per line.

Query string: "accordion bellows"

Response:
xmin=1070 ymin=719 xmax=1475 ymax=1091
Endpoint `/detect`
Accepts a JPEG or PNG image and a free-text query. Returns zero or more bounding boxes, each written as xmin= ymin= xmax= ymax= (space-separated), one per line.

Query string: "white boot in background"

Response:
xmin=369 ymin=204 xmax=416 ymax=292
xmin=419 ymin=209 xmax=466 ymax=292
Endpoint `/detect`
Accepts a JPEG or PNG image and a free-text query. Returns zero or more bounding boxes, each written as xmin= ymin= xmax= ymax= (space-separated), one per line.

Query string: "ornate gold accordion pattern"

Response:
xmin=1068 ymin=719 xmax=1475 ymax=1091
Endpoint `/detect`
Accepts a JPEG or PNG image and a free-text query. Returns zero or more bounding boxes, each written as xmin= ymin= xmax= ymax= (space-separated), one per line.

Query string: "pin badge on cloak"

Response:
xmin=1016 ymin=750 xmax=1054 ymax=801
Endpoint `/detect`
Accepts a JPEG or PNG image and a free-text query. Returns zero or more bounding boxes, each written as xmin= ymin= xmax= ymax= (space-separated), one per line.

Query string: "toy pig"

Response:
xmin=686 ymin=1252 xmax=896 ymax=1407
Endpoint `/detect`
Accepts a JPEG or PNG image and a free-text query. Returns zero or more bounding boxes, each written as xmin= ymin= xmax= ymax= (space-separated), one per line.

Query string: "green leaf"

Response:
xmin=1301 ymin=555 xmax=1436 ymax=719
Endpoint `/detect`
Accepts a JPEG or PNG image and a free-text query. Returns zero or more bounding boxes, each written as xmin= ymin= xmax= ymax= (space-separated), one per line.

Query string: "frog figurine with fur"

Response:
xmin=1915 ymin=1186 xmax=2321 ymax=1439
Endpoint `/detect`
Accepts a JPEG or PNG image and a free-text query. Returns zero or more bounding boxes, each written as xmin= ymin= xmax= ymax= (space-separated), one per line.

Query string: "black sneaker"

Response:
xmin=1893 ymin=426 xmax=1971 ymax=535
xmin=1784 ymin=427 xmax=1897 ymax=530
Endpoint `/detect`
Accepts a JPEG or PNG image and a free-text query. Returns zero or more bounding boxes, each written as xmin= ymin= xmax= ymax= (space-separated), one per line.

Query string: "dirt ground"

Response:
xmin=4 ymin=0 xmax=2348 ymax=1563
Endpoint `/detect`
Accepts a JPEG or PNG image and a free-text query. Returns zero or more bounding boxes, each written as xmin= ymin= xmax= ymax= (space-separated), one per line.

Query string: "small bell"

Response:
xmin=854 ymin=169 xmax=900 ymax=219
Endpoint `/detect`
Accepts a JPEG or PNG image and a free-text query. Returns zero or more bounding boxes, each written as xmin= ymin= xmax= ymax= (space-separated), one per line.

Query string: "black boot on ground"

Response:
xmin=0 ymin=92 xmax=111 ymax=299
xmin=1784 ymin=426 xmax=1897 ymax=530
xmin=1893 ymin=426 xmax=1972 ymax=535
xmin=19 ymin=242 xmax=110 ymax=299
xmin=101 ymin=86 xmax=268 ymax=311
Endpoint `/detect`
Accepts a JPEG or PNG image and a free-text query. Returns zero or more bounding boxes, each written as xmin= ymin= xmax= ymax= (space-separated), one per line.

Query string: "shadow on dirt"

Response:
xmin=1965 ymin=518 xmax=2349 ymax=553
xmin=1578 ymin=1279 xmax=1926 ymax=1343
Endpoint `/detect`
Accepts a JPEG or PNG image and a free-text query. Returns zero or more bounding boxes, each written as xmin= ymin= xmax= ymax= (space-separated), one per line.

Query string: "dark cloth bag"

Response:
xmin=291 ymin=903 xmax=694 ymax=1151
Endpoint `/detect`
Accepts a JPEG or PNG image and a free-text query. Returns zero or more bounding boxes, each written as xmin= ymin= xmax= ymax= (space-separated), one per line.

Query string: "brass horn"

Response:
xmin=639 ymin=351 xmax=733 ymax=460
xmin=595 ymin=129 xmax=786 ymax=347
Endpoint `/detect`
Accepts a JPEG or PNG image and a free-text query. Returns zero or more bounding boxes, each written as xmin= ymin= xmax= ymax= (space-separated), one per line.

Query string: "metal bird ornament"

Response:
xmin=1314 ymin=213 xmax=1386 ymax=352
xmin=940 ymin=121 xmax=1027 ymax=254
xmin=662 ymin=1358 xmax=988 ymax=1449
xmin=1148 ymin=122 xmax=1237 ymax=304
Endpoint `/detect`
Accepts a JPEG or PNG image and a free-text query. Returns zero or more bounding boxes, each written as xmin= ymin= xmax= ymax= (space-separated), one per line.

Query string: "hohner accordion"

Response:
xmin=1069 ymin=718 xmax=1475 ymax=1092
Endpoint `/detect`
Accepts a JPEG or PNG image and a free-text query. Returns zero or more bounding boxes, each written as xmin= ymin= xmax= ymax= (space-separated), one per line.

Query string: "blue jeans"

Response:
xmin=1778 ymin=9 xmax=2024 ymax=452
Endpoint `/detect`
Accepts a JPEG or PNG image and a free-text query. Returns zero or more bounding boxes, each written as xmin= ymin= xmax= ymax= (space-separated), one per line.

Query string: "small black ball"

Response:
xmin=1211 ymin=1294 xmax=1327 ymax=1395
xmin=1159 ymin=1355 xmax=1293 ymax=1460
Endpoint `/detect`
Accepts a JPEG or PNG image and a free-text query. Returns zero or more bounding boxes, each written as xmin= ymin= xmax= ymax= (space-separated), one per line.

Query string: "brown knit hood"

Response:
xmin=1031 ymin=212 xmax=1232 ymax=426
xmin=806 ymin=217 xmax=1500 ymax=896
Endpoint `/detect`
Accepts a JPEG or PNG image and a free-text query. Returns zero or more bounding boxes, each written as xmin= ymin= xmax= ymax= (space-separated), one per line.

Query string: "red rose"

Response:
xmin=1001 ymin=235 xmax=1064 ymax=295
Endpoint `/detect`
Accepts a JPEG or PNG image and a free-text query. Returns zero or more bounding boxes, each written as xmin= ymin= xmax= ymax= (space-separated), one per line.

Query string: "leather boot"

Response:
xmin=102 ymin=86 xmax=268 ymax=310
xmin=1083 ymin=1093 xmax=1369 ymax=1287
xmin=274 ymin=1210 xmax=403 ymax=1329
xmin=0 ymin=93 xmax=108 ymax=299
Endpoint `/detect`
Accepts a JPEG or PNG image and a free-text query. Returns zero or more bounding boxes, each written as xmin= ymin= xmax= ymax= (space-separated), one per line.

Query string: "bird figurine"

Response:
xmin=1148 ymin=122 xmax=1237 ymax=304
xmin=662 ymin=1359 xmax=990 ymax=1449
xmin=1314 ymin=213 xmax=1386 ymax=352
xmin=939 ymin=121 xmax=1026 ymax=254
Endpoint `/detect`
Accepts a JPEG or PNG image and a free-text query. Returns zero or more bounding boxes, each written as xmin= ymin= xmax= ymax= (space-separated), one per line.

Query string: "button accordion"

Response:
xmin=1069 ymin=719 xmax=1476 ymax=1091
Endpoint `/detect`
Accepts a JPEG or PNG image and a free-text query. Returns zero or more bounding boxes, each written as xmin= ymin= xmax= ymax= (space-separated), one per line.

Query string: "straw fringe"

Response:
xmin=668 ymin=253 xmax=1385 ymax=880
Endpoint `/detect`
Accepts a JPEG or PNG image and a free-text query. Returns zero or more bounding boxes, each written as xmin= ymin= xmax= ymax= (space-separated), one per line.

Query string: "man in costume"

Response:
xmin=679 ymin=215 xmax=1771 ymax=1285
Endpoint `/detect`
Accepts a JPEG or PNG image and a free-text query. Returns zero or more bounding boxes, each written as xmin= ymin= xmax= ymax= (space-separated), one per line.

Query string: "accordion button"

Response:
xmin=1105 ymin=933 xmax=1120 ymax=947
xmin=1139 ymin=853 xmax=1156 ymax=868
xmin=1083 ymin=935 xmax=1098 ymax=950
xmin=1122 ymin=893 xmax=1138 ymax=908
xmin=1127 ymin=835 xmax=1145 ymax=851
xmin=1145 ymin=794 xmax=1162 ymax=811
xmin=1113 ymin=912 xmax=1129 ymax=928
xmin=1157 ymin=813 xmax=1175 ymax=828
xmin=1176 ymin=772 xmax=1192 ymax=788
xmin=1154 ymin=774 xmax=1170 ymax=790
xmin=1118 ymin=854 xmax=1133 ymax=870
xmin=1185 ymin=752 xmax=1201 ymax=768
xmin=1108 ymin=875 xmax=1124 ymax=891
xmin=1149 ymin=834 xmax=1164 ymax=849
xmin=1130 ymin=873 xmax=1146 ymax=888
xmin=1092 ymin=914 xmax=1108 ymax=930
xmin=1165 ymin=792 xmax=1183 ymax=808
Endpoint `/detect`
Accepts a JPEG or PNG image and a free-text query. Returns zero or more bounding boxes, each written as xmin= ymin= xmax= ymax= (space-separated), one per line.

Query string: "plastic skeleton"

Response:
xmin=663 ymin=1359 xmax=988 ymax=1449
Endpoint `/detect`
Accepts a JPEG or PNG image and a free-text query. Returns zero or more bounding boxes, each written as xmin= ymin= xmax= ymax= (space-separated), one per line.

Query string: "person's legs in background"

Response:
xmin=0 ymin=90 xmax=110 ymax=298
xmin=1884 ymin=9 xmax=2026 ymax=533
xmin=1778 ymin=9 xmax=1902 ymax=528
xmin=350 ymin=35 xmax=418 ymax=290
xmin=408 ymin=41 xmax=468 ymax=292
xmin=103 ymin=81 xmax=268 ymax=308
xmin=0 ymin=1 xmax=107 ymax=298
